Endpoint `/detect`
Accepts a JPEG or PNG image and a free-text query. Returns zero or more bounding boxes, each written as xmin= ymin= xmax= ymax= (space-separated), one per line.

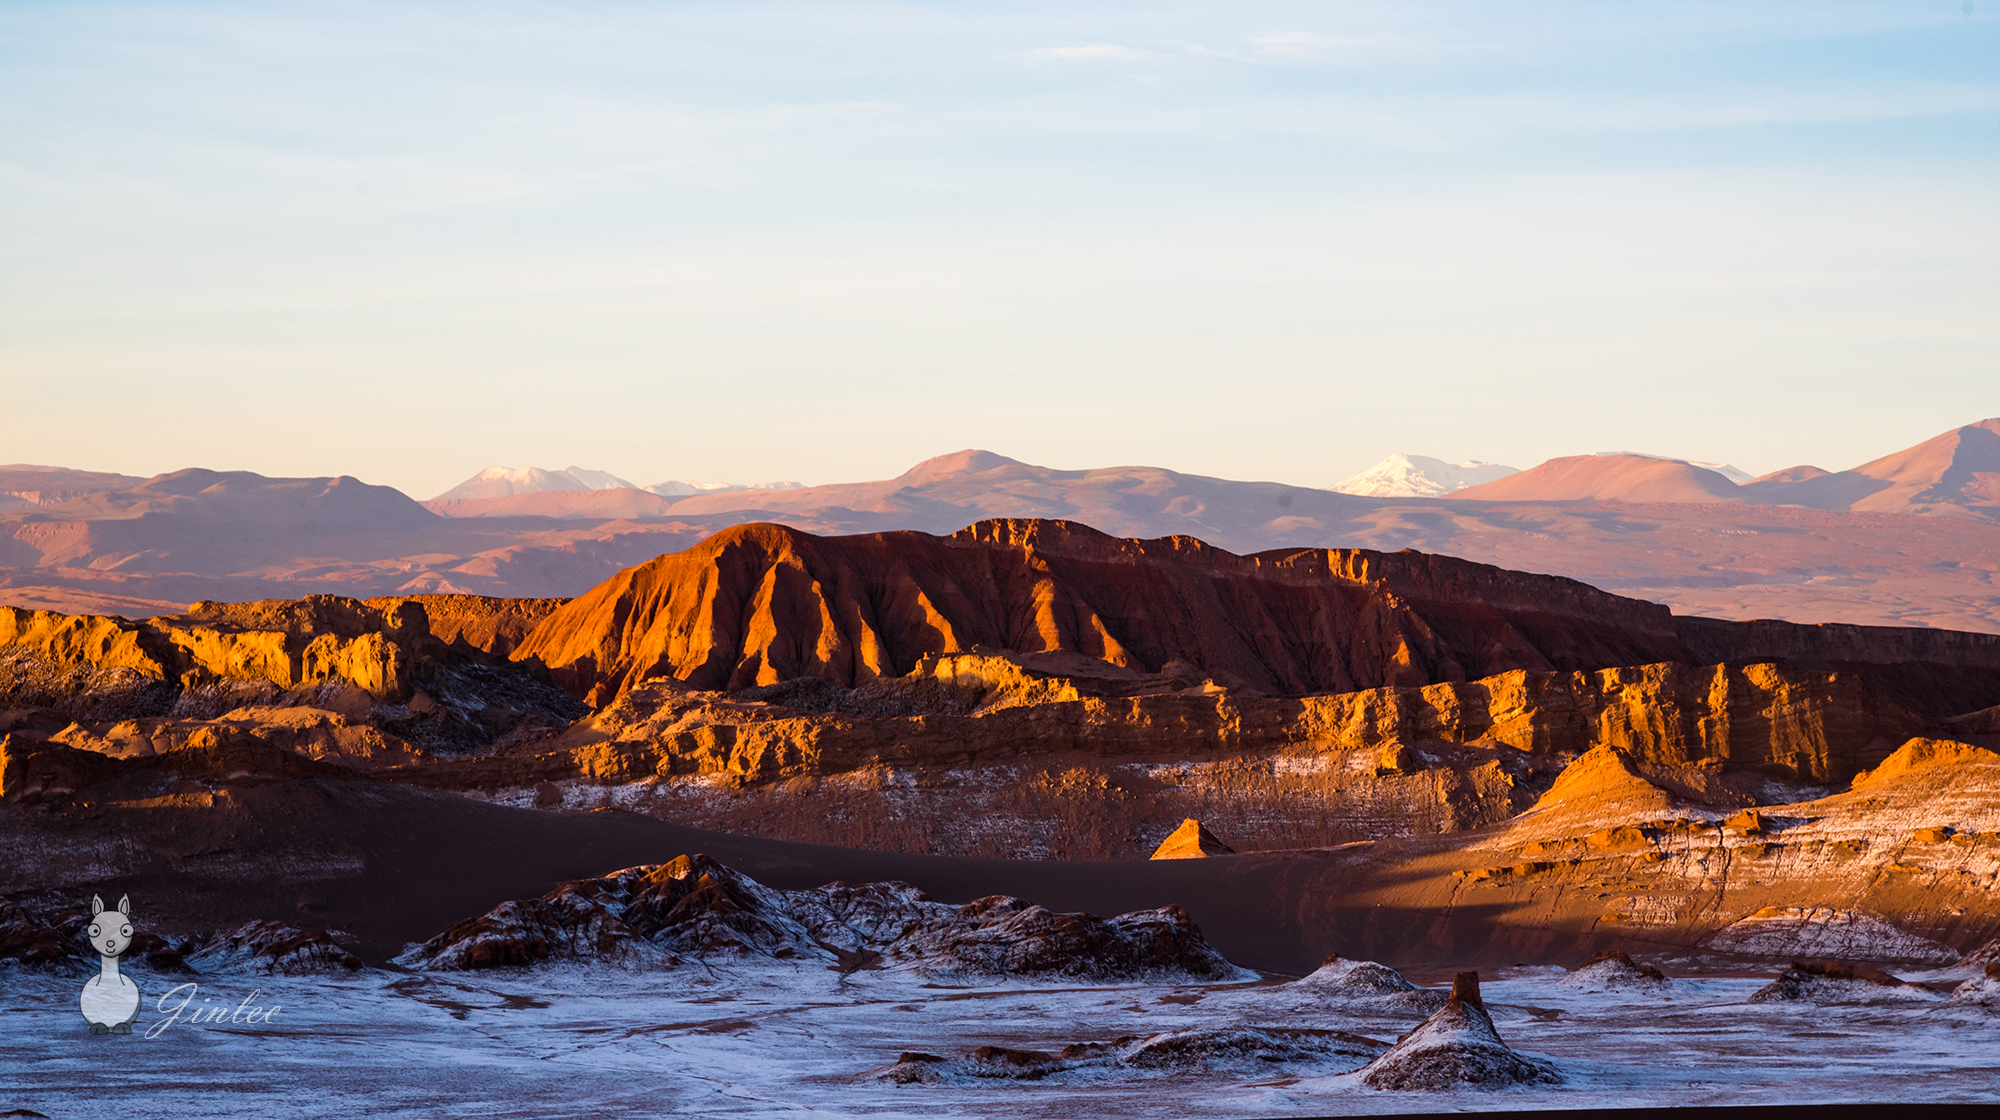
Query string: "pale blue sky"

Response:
xmin=3 ymin=1 xmax=1996 ymax=497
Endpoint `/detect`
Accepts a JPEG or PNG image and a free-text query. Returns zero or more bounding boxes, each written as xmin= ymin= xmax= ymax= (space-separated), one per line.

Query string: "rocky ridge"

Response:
xmin=511 ymin=518 xmax=1705 ymax=706
xmin=0 ymin=899 xmax=360 ymax=977
xmin=1745 ymin=959 xmax=1938 ymax=1004
xmin=397 ymin=854 xmax=1242 ymax=982
xmin=0 ymin=594 xmax=584 ymax=763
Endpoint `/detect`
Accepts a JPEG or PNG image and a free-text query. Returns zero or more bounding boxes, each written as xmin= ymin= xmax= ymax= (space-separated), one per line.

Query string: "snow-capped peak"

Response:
xmin=1330 ymin=455 xmax=1519 ymax=498
xmin=561 ymin=466 xmax=641 ymax=491
xmin=646 ymin=480 xmax=807 ymax=497
xmin=431 ymin=466 xmax=639 ymax=501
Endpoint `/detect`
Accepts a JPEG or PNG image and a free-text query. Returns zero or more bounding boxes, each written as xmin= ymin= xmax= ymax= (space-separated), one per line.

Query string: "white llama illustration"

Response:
xmin=80 ymin=894 xmax=141 ymax=1035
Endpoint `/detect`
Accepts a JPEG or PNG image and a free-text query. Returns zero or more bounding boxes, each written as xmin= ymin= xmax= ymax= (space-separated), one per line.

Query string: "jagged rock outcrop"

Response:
xmin=508 ymin=517 xmax=2000 ymax=718
xmin=49 ymin=707 xmax=425 ymax=769
xmin=1357 ymin=972 xmax=1561 ymax=1090
xmin=0 ymin=597 xmax=585 ymax=759
xmin=878 ymin=1026 xmax=1384 ymax=1084
xmin=396 ymin=657 xmax=1933 ymax=793
xmin=160 ymin=597 xmax=434 ymax=699
xmin=1559 ymin=949 xmax=1668 ymax=991
xmin=363 ymin=595 xmax=569 ymax=657
xmin=184 ymin=921 xmax=364 ymax=975
xmin=1 ymin=732 xmax=355 ymax=804
xmin=1950 ymin=968 xmax=2000 ymax=1009
xmin=1284 ymin=660 xmax=1928 ymax=783
xmin=396 ymin=855 xmax=802 ymax=970
xmin=512 ymin=519 xmax=1697 ymax=707
xmin=398 ymin=854 xmax=1240 ymax=981
xmin=0 ymin=899 xmax=86 ymax=970
xmin=1960 ymin=938 xmax=2000 ymax=970
xmin=0 ymin=597 xmax=440 ymax=706
xmin=886 ymin=896 xmax=1240 ymax=982
xmin=1747 ymin=960 xmax=1939 ymax=1004
xmin=1150 ymin=819 xmax=1233 ymax=859
xmin=0 ymin=899 xmax=192 ymax=973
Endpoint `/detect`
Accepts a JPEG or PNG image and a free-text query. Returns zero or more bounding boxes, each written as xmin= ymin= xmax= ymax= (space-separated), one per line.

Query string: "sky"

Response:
xmin=2 ymin=1 xmax=1997 ymax=499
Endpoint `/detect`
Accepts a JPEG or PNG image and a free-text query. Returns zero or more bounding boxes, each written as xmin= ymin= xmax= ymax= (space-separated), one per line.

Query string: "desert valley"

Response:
xmin=10 ymin=2 xmax=1998 ymax=1113
xmin=4 ymin=421 xmax=2000 ymax=1115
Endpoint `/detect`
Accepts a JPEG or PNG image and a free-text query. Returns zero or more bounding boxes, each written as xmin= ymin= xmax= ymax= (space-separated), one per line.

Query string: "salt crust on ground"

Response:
xmin=4 ymin=958 xmax=1998 ymax=1118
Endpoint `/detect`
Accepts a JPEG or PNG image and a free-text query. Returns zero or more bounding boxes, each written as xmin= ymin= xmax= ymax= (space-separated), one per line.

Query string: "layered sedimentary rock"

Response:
xmin=408 ymin=656 xmax=1932 ymax=792
xmin=365 ymin=595 xmax=569 ymax=657
xmin=0 ymin=595 xmax=585 ymax=759
xmin=1675 ymin=616 xmax=2000 ymax=717
xmin=513 ymin=519 xmax=1697 ymax=707
xmin=1 ymin=594 xmax=576 ymax=705
xmin=512 ymin=519 xmax=2000 ymax=719
xmin=9 ymin=518 xmax=2000 ymax=972
xmin=0 ymin=733 xmax=354 ymax=805
xmin=47 ymin=708 xmax=425 ymax=770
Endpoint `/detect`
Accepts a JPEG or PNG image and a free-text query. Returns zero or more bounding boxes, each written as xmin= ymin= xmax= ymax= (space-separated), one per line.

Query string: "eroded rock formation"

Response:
xmin=184 ymin=921 xmax=364 ymax=975
xmin=1559 ymin=949 xmax=1668 ymax=991
xmin=513 ymin=519 xmax=1697 ymax=706
xmin=0 ymin=595 xmax=585 ymax=762
xmin=398 ymin=854 xmax=1241 ymax=981
xmin=1746 ymin=960 xmax=1936 ymax=1004
xmin=1357 ymin=972 xmax=1561 ymax=1090
xmin=1150 ymin=819 xmax=1234 ymax=859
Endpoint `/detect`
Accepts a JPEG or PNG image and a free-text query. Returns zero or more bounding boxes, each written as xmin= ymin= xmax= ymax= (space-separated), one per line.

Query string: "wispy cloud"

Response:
xmin=1032 ymin=43 xmax=1160 ymax=62
xmin=1246 ymin=30 xmax=1434 ymax=61
xmin=1029 ymin=31 xmax=1455 ymax=70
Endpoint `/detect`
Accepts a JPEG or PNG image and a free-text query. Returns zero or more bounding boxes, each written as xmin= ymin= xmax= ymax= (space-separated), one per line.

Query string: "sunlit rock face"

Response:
xmin=1150 ymin=819 xmax=1234 ymax=859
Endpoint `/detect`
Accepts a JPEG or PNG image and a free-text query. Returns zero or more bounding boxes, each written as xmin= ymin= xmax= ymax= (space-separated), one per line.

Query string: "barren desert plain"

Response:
xmin=5 ymin=420 xmax=2000 ymax=1115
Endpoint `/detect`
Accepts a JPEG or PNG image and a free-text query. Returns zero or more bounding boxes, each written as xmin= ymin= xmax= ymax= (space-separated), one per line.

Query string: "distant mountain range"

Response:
xmin=1330 ymin=455 xmax=1519 ymax=498
xmin=431 ymin=466 xmax=804 ymax=506
xmin=1446 ymin=418 xmax=2000 ymax=516
xmin=1 ymin=419 xmax=1996 ymax=631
